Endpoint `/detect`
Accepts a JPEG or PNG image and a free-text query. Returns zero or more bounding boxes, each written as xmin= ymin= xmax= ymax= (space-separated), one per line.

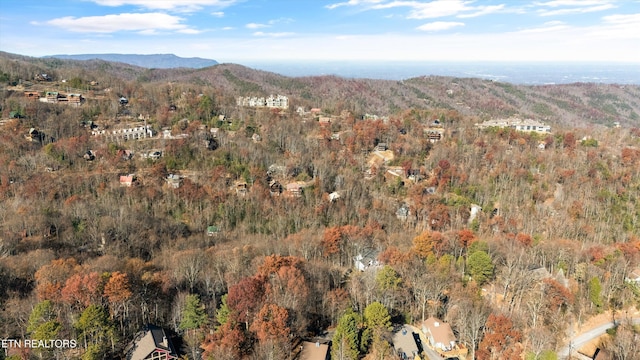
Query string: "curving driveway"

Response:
xmin=559 ymin=318 xmax=640 ymax=359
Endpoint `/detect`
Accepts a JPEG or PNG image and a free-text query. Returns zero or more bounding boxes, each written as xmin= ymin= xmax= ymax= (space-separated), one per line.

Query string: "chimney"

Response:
xmin=315 ymin=342 xmax=320 ymax=347
xmin=434 ymin=322 xmax=440 ymax=327
xmin=162 ymin=336 xmax=168 ymax=347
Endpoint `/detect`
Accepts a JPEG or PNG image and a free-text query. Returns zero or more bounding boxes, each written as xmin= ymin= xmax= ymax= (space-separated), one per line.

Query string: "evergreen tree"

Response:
xmin=362 ymin=302 xmax=392 ymax=354
xmin=216 ymin=293 xmax=232 ymax=330
xmin=180 ymin=294 xmax=207 ymax=330
xmin=588 ymin=276 xmax=603 ymax=311
xmin=180 ymin=294 xmax=208 ymax=360
xmin=27 ymin=300 xmax=62 ymax=359
xmin=467 ymin=250 xmax=495 ymax=285
xmin=75 ymin=305 xmax=116 ymax=359
xmin=331 ymin=311 xmax=361 ymax=360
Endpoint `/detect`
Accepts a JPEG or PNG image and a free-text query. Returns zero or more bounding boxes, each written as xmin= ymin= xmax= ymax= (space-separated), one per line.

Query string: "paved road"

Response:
xmin=559 ymin=318 xmax=640 ymax=359
xmin=423 ymin=345 xmax=444 ymax=360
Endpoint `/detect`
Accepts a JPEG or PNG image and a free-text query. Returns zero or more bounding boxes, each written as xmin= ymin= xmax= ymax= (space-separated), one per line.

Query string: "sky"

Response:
xmin=0 ymin=0 xmax=639 ymax=63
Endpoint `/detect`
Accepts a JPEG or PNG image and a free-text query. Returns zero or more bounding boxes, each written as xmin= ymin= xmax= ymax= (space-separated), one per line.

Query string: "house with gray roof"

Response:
xmin=126 ymin=324 xmax=178 ymax=360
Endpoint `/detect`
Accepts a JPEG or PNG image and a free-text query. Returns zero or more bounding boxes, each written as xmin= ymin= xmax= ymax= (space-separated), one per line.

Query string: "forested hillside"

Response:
xmin=1 ymin=52 xmax=639 ymax=360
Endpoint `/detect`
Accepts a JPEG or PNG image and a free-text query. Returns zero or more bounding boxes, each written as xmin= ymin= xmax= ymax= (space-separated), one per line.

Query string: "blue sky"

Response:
xmin=0 ymin=0 xmax=639 ymax=63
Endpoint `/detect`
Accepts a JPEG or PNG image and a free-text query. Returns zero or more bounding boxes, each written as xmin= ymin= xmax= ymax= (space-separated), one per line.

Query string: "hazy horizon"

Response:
xmin=240 ymin=60 xmax=640 ymax=85
xmin=2 ymin=1 xmax=639 ymax=63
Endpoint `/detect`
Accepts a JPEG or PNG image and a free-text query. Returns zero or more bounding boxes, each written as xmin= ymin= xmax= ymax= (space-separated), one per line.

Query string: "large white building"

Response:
xmin=92 ymin=125 xmax=154 ymax=141
xmin=237 ymin=94 xmax=288 ymax=109
xmin=475 ymin=117 xmax=551 ymax=133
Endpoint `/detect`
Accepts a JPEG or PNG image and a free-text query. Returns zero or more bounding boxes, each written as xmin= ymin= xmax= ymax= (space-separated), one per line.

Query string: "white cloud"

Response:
xmin=245 ymin=18 xmax=293 ymax=30
xmin=458 ymin=4 xmax=505 ymax=18
xmin=178 ymin=28 xmax=203 ymax=34
xmin=406 ymin=0 xmax=471 ymax=19
xmin=246 ymin=23 xmax=268 ymax=29
xmin=252 ymin=31 xmax=294 ymax=37
xmin=327 ymin=0 xmax=507 ymax=19
xmin=538 ymin=4 xmax=616 ymax=16
xmin=534 ymin=0 xmax=613 ymax=7
xmin=590 ymin=13 xmax=640 ymax=39
xmin=326 ymin=0 xmax=385 ymax=10
xmin=602 ymin=13 xmax=640 ymax=24
xmin=517 ymin=23 xmax=570 ymax=33
xmin=41 ymin=13 xmax=196 ymax=34
xmin=416 ymin=21 xmax=465 ymax=31
xmin=211 ymin=11 xmax=225 ymax=17
xmin=269 ymin=17 xmax=294 ymax=25
xmin=90 ymin=0 xmax=239 ymax=12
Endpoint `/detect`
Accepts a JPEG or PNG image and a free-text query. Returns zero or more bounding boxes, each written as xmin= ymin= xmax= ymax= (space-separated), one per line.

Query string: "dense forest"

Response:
xmin=1 ymin=52 xmax=640 ymax=360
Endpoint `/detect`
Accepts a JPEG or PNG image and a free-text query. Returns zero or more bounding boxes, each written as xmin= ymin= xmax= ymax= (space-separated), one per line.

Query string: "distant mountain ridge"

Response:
xmin=2 ymin=51 xmax=638 ymax=128
xmin=46 ymin=53 xmax=218 ymax=69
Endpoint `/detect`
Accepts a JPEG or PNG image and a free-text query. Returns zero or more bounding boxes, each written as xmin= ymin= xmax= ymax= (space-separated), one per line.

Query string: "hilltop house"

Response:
xmin=67 ymin=93 xmax=85 ymax=106
xmin=475 ymin=117 xmax=551 ymax=133
xmin=125 ymin=324 xmax=178 ymax=360
xmin=25 ymin=128 xmax=44 ymax=143
xmin=422 ymin=317 xmax=457 ymax=352
xmin=207 ymin=225 xmax=220 ymax=236
xmin=396 ymin=203 xmax=411 ymax=221
xmin=235 ymin=181 xmax=248 ymax=196
xmin=298 ymin=341 xmax=330 ymax=360
xmin=269 ymin=180 xmax=283 ymax=196
xmin=24 ymin=91 xmax=40 ymax=101
xmin=92 ymin=125 xmax=154 ymax=141
xmin=166 ymin=174 xmax=182 ymax=189
xmin=424 ymin=120 xmax=445 ymax=142
xmin=43 ymin=91 xmax=62 ymax=103
xmin=625 ymin=267 xmax=640 ymax=286
xmin=354 ymin=248 xmax=381 ymax=271
xmin=35 ymin=73 xmax=51 ymax=81
xmin=120 ymin=174 xmax=136 ymax=187
xmin=39 ymin=91 xmax=84 ymax=106
xmin=237 ymin=94 xmax=289 ymax=109
xmin=286 ymin=182 xmax=304 ymax=197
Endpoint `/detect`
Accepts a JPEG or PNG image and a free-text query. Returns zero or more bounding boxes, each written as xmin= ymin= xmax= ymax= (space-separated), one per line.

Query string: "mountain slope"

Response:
xmin=1 ymin=51 xmax=639 ymax=128
xmin=47 ymin=53 xmax=218 ymax=69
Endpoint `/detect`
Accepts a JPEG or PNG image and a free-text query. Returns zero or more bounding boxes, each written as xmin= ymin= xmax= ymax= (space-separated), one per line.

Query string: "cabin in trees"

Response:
xmin=475 ymin=117 xmax=551 ymax=133
xmin=39 ymin=91 xmax=85 ymax=106
xmin=43 ymin=91 xmax=63 ymax=103
xmin=392 ymin=325 xmax=423 ymax=360
xmin=166 ymin=174 xmax=182 ymax=189
xmin=120 ymin=174 xmax=137 ymax=187
xmin=125 ymin=324 xmax=178 ymax=360
xmin=422 ymin=317 xmax=467 ymax=358
xmin=298 ymin=341 xmax=330 ymax=360
xmin=24 ymin=91 xmax=40 ymax=101
xmin=625 ymin=267 xmax=640 ymax=286
xmin=269 ymin=180 xmax=283 ymax=196
xmin=207 ymin=225 xmax=220 ymax=236
xmin=235 ymin=180 xmax=248 ymax=196
xmin=424 ymin=120 xmax=444 ymax=142
xmin=34 ymin=73 xmax=51 ymax=81
xmin=25 ymin=128 xmax=44 ymax=143
xmin=354 ymin=249 xmax=381 ymax=271
xmin=396 ymin=203 xmax=411 ymax=221
xmin=285 ymin=182 xmax=304 ymax=197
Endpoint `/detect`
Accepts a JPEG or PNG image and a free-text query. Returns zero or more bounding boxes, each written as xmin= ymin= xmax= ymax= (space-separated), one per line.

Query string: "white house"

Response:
xmin=92 ymin=125 xmax=154 ymax=141
xmin=422 ymin=317 xmax=457 ymax=352
xmin=626 ymin=268 xmax=640 ymax=286
xmin=475 ymin=117 xmax=551 ymax=133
